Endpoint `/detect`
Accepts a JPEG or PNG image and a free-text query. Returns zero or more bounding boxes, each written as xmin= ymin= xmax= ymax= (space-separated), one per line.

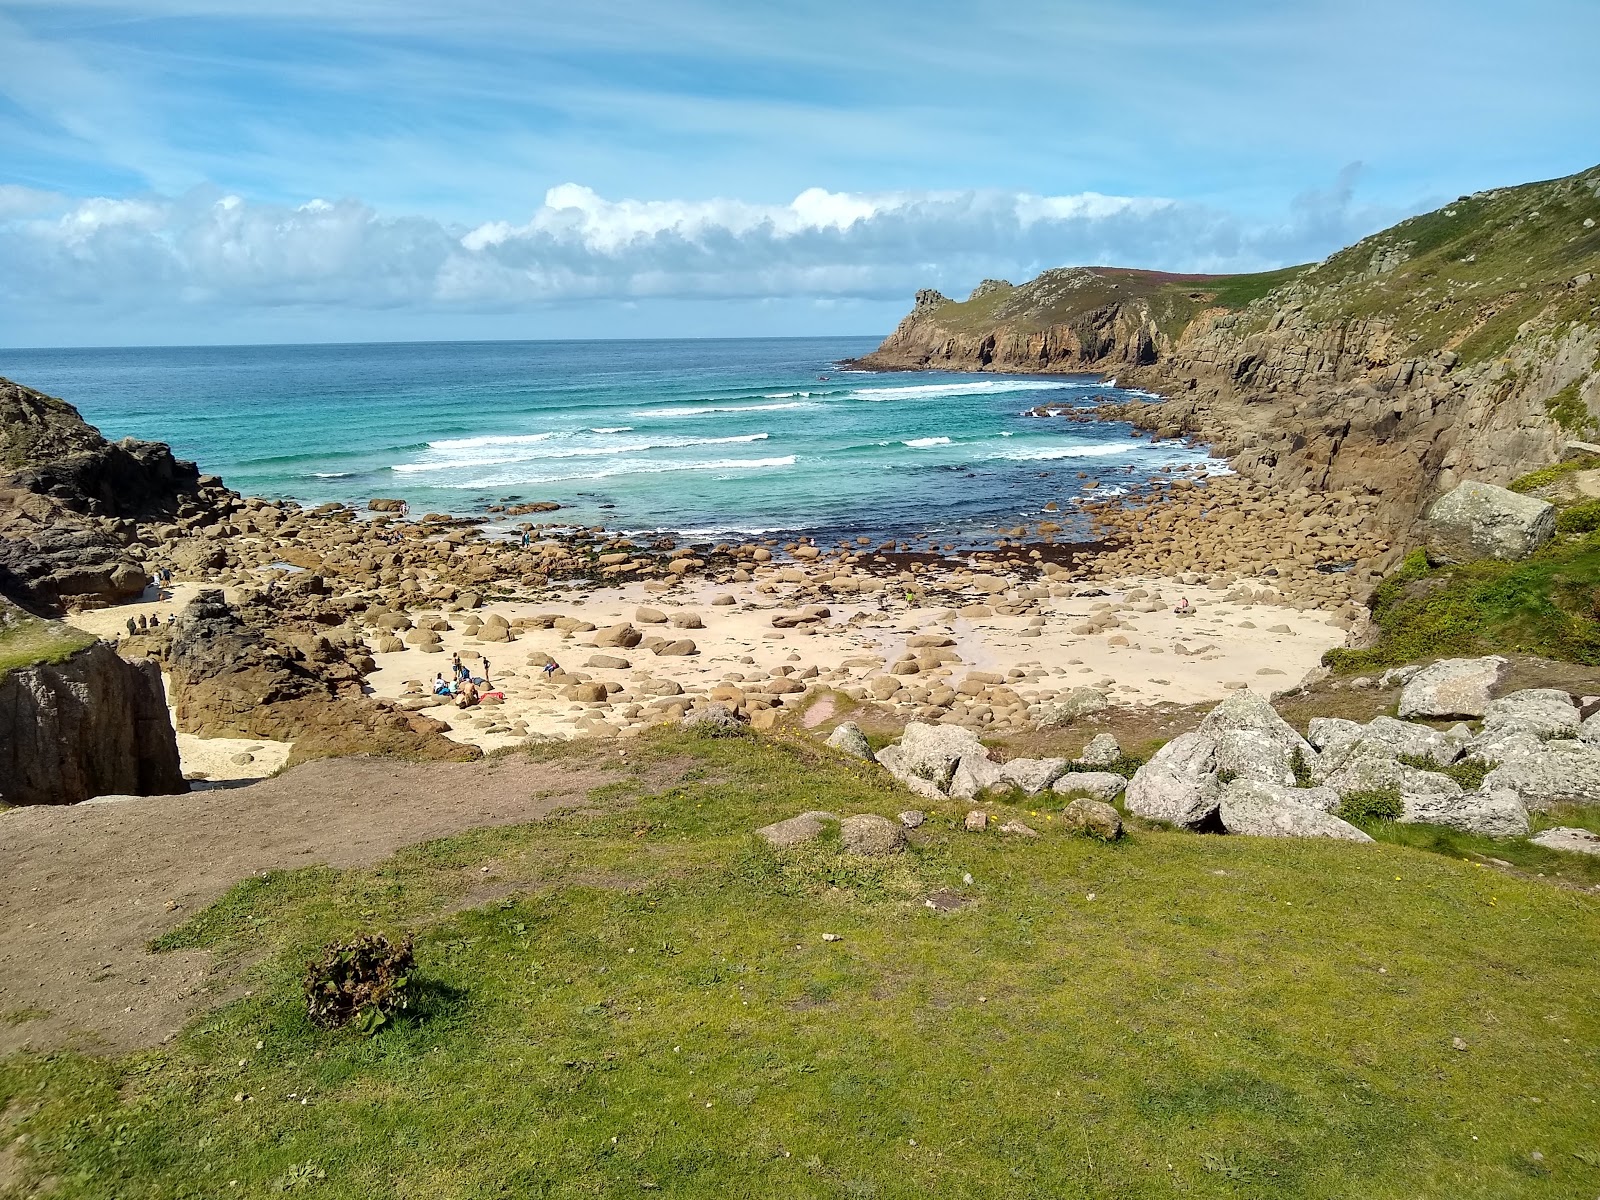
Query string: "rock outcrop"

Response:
xmin=0 ymin=377 xmax=228 ymax=612
xmin=1421 ymin=482 xmax=1555 ymax=563
xmin=0 ymin=601 xmax=185 ymax=805
xmin=166 ymin=589 xmax=478 ymax=765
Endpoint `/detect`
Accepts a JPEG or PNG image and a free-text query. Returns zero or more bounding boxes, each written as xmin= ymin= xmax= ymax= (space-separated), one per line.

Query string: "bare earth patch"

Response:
xmin=0 ymin=753 xmax=654 ymax=1056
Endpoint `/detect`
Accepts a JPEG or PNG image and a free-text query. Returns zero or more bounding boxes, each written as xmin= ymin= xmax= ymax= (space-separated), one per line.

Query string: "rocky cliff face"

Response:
xmin=0 ymin=378 xmax=233 ymax=612
xmin=856 ymin=165 xmax=1600 ymax=532
xmin=0 ymin=602 xmax=186 ymax=805
xmin=166 ymin=589 xmax=479 ymax=765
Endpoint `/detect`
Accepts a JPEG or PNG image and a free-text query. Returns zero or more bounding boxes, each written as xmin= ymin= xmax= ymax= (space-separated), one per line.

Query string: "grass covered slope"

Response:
xmin=0 ymin=599 xmax=95 ymax=680
xmin=916 ymin=263 xmax=1311 ymax=345
xmin=3 ymin=730 xmax=1597 ymax=1198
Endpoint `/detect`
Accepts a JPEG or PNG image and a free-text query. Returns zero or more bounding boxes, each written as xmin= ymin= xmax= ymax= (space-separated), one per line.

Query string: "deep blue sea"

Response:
xmin=1 ymin=337 xmax=1213 ymax=546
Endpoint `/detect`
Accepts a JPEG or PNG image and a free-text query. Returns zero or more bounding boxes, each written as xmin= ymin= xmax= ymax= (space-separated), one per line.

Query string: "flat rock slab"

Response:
xmin=1529 ymin=826 xmax=1600 ymax=856
xmin=1398 ymin=656 xmax=1507 ymax=719
xmin=756 ymin=809 xmax=838 ymax=849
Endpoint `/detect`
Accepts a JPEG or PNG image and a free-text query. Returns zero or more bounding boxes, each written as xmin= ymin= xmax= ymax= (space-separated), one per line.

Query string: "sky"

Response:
xmin=1 ymin=0 xmax=1596 ymax=347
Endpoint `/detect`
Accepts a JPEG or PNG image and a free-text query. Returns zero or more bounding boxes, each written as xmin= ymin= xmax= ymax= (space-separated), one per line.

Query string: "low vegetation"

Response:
xmin=0 ymin=605 xmax=95 ymax=680
xmin=1324 ymin=542 xmax=1600 ymax=672
xmin=2 ymin=729 xmax=1599 ymax=1198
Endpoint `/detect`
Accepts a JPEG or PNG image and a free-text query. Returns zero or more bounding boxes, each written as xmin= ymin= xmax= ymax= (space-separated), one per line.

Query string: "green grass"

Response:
xmin=1509 ymin=456 xmax=1600 ymax=495
xmin=1324 ymin=543 xmax=1600 ymax=672
xmin=0 ymin=608 xmax=96 ymax=679
xmin=3 ymin=730 xmax=1600 ymax=1198
xmin=1354 ymin=803 xmax=1600 ymax=889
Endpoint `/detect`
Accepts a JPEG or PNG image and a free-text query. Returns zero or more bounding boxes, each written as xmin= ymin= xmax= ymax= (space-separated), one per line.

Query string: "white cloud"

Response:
xmin=0 ymin=176 xmax=1401 ymax=323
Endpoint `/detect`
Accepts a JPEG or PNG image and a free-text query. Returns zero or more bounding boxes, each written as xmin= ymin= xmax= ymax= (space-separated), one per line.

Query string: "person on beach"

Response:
xmin=520 ymin=530 xmax=531 ymax=548
xmin=542 ymin=659 xmax=558 ymax=681
xmin=1174 ymin=597 xmax=1193 ymax=616
xmin=456 ymin=681 xmax=480 ymax=709
xmin=433 ymin=673 xmax=451 ymax=696
xmin=480 ymin=658 xmax=491 ymax=686
xmin=126 ymin=617 xmax=137 ymax=637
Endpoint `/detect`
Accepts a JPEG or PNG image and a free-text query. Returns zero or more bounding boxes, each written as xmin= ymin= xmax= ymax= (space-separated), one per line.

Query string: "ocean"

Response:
xmin=2 ymin=337 xmax=1215 ymax=546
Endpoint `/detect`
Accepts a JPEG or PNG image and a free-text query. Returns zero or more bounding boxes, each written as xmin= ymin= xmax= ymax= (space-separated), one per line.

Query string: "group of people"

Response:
xmin=124 ymin=612 xmax=174 ymax=637
xmin=433 ymin=653 xmax=497 ymax=708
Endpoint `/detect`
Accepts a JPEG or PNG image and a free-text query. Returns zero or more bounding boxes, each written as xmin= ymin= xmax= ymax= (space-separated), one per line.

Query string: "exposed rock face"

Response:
xmin=0 ymin=634 xmax=185 ymax=806
xmin=166 ymin=589 xmax=477 ymax=765
xmin=1217 ymin=781 xmax=1372 ymax=841
xmin=1421 ymin=482 xmax=1555 ymax=562
xmin=0 ymin=377 xmax=224 ymax=612
xmin=852 ymin=165 xmax=1600 ymax=534
xmin=1397 ymin=656 xmax=1507 ymax=719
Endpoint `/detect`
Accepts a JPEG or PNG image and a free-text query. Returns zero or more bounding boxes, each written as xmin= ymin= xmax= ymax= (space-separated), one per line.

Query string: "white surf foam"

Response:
xmin=450 ymin=454 xmax=798 ymax=488
xmin=589 ymin=425 xmax=633 ymax=433
xmin=902 ymin=436 xmax=952 ymax=448
xmin=427 ymin=431 xmax=555 ymax=451
xmin=633 ymin=401 xmax=815 ymax=417
xmin=393 ymin=433 xmax=772 ymax=473
xmin=851 ymin=380 xmax=1092 ymax=401
xmin=988 ymin=443 xmax=1138 ymax=461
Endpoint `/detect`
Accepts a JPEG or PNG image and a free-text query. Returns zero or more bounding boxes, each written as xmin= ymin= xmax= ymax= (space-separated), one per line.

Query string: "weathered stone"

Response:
xmin=1401 ymin=789 xmax=1530 ymax=837
xmin=756 ymin=810 xmax=837 ymax=849
xmin=1036 ymin=687 xmax=1109 ymax=726
xmin=840 ymin=813 xmax=906 ymax=856
xmin=997 ymin=757 xmax=1070 ymax=795
xmin=1218 ymin=780 xmax=1372 ymax=841
xmin=1123 ymin=732 xmax=1220 ymax=828
xmin=1214 ymin=729 xmax=1295 ymax=785
xmin=1422 ymin=480 xmax=1555 ymax=563
xmin=896 ymin=722 xmax=988 ymax=792
xmin=1052 ymin=771 xmax=1128 ymax=802
xmin=963 ymin=809 xmax=989 ymax=832
xmin=1529 ymin=826 xmax=1600 ymax=856
xmin=1481 ymin=737 xmax=1600 ymax=810
xmin=592 ymin=623 xmax=642 ymax=649
xmin=898 ymin=809 xmax=926 ymax=829
xmin=1076 ymin=732 xmax=1123 ymax=767
xmin=824 ymin=721 xmax=875 ymax=761
xmin=1322 ymin=744 xmax=1463 ymax=798
xmin=1060 ymin=797 xmax=1123 ymax=840
xmin=1397 ymin=656 xmax=1506 ymax=719
xmin=1480 ymin=688 xmax=1579 ymax=740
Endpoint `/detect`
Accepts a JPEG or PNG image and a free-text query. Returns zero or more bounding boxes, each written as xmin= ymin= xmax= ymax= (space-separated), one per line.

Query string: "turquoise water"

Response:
xmin=1 ymin=337 xmax=1213 ymax=545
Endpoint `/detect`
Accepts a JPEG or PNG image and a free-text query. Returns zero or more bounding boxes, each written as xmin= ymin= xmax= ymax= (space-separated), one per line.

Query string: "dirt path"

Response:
xmin=0 ymin=754 xmax=642 ymax=1056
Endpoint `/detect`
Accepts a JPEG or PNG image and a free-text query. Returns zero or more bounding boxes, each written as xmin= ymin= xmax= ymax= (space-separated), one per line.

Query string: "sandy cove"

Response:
xmin=352 ymin=570 xmax=1344 ymax=753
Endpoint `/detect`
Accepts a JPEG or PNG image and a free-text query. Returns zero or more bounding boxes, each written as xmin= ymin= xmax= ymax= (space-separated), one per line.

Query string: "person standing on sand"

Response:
xmin=542 ymin=659 xmax=558 ymax=682
xmin=481 ymin=658 xmax=491 ymax=686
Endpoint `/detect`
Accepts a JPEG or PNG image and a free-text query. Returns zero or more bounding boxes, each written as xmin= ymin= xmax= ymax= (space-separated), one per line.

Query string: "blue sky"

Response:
xmin=1 ymin=0 xmax=1596 ymax=346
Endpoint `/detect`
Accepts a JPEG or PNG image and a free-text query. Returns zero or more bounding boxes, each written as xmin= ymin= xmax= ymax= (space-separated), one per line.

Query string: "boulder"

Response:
xmin=1218 ymin=781 xmax=1372 ymax=841
xmin=1307 ymin=716 xmax=1364 ymax=757
xmin=1123 ymin=732 xmax=1220 ymax=828
xmin=949 ymin=752 xmax=1004 ymax=800
xmin=1037 ymin=688 xmax=1109 ymax=726
xmin=1481 ymin=738 xmax=1600 ymax=810
xmin=592 ymin=623 xmax=642 ymax=649
xmin=586 ymin=654 xmax=631 ymax=670
xmin=1397 ymin=656 xmax=1506 ymax=719
xmin=1401 ymin=789 xmax=1530 ymax=837
xmin=656 ymin=639 xmax=698 ymax=656
xmin=1214 ymin=729 xmax=1295 ymax=786
xmin=1196 ymin=689 xmax=1312 ymax=758
xmin=563 ymin=682 xmax=609 ymax=703
xmin=682 ymin=702 xmax=745 ymax=732
xmin=840 ymin=813 xmax=906 ymax=856
xmin=757 ymin=810 xmax=837 ymax=849
xmin=896 ymin=722 xmax=988 ymax=792
xmin=1422 ymin=480 xmax=1555 ymax=563
xmin=1322 ymin=744 xmax=1463 ymax=798
xmin=635 ymin=606 xmax=668 ymax=624
xmin=824 ymin=722 xmax=875 ymax=762
xmin=1060 ymin=798 xmax=1123 ymax=840
xmin=1076 ymin=732 xmax=1123 ymax=767
xmin=1052 ymin=771 xmax=1128 ymax=803
xmin=1480 ymin=688 xmax=1579 ymax=740
xmin=997 ymin=757 xmax=1070 ymax=795
xmin=874 ymin=745 xmax=946 ymax=802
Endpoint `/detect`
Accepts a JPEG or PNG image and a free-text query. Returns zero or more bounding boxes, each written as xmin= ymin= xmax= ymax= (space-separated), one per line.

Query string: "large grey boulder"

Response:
xmin=1197 ymin=690 xmax=1311 ymax=757
xmin=874 ymin=745 xmax=946 ymax=802
xmin=897 ymin=722 xmax=988 ymax=792
xmin=1123 ymin=732 xmax=1220 ymax=827
xmin=1052 ymin=771 xmax=1129 ymax=803
xmin=1480 ymin=689 xmax=1580 ymax=740
xmin=1307 ymin=717 xmax=1365 ymax=757
xmin=949 ymin=751 xmax=1004 ymax=800
xmin=1214 ymin=729 xmax=1296 ymax=786
xmin=1322 ymin=744 xmax=1463 ymax=798
xmin=1218 ymin=781 xmax=1372 ymax=841
xmin=1421 ymin=480 xmax=1555 ymax=563
xmin=997 ymin=757 xmax=1070 ymax=795
xmin=1077 ymin=732 xmax=1123 ymax=767
xmin=1313 ymin=717 xmax=1470 ymax=780
xmin=839 ymin=813 xmax=906 ymax=856
xmin=1397 ymin=656 xmax=1506 ymax=719
xmin=1400 ymin=789 xmax=1530 ymax=837
xmin=824 ymin=721 xmax=875 ymax=762
xmin=1037 ymin=687 xmax=1109 ymax=726
xmin=756 ymin=810 xmax=837 ymax=849
xmin=1481 ymin=738 xmax=1600 ymax=810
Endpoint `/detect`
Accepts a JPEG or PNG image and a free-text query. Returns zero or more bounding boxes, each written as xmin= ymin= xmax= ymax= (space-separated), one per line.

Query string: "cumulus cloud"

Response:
xmin=0 ymin=174 xmax=1398 ymax=319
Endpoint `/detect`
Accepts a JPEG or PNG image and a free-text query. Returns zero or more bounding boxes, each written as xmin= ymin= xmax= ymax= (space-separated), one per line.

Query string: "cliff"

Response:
xmin=0 ymin=599 xmax=186 ymax=805
xmin=0 ymin=377 xmax=236 ymax=612
xmin=855 ymin=164 xmax=1600 ymax=531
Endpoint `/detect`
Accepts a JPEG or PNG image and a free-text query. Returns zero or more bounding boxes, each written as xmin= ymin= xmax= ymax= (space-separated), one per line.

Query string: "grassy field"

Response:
xmin=0 ymin=607 xmax=95 ymax=680
xmin=3 ymin=729 xmax=1599 ymax=1198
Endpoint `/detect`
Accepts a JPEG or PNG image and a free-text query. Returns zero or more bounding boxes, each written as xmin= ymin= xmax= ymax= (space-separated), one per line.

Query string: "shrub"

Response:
xmin=1289 ymin=747 xmax=1315 ymax=788
xmin=304 ymin=933 xmax=415 ymax=1033
xmin=1059 ymin=754 xmax=1148 ymax=780
xmin=1397 ymin=753 xmax=1498 ymax=791
xmin=1337 ymin=786 xmax=1404 ymax=824
xmin=1215 ymin=768 xmax=1239 ymax=785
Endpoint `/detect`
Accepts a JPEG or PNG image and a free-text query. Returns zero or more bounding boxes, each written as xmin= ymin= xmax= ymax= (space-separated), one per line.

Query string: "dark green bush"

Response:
xmin=1396 ymin=753 xmax=1499 ymax=791
xmin=304 ymin=933 xmax=415 ymax=1033
xmin=1337 ymin=786 xmax=1404 ymax=824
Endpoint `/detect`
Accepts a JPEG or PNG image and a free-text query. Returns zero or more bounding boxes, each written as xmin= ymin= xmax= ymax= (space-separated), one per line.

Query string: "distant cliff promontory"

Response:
xmin=855 ymin=164 xmax=1600 ymax=530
